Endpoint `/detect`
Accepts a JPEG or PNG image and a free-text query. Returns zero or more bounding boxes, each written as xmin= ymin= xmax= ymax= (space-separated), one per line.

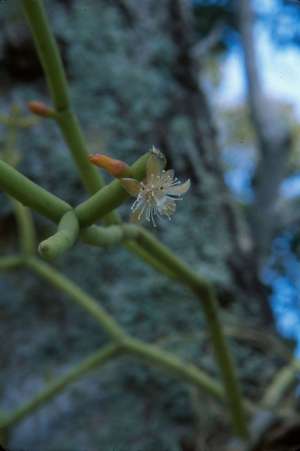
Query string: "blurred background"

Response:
xmin=1 ymin=0 xmax=300 ymax=450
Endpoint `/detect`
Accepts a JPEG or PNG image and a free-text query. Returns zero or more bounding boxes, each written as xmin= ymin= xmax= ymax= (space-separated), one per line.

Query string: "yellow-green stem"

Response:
xmin=21 ymin=0 xmax=172 ymax=273
xmin=0 ymin=256 xmax=24 ymax=270
xmin=262 ymin=359 xmax=300 ymax=409
xmin=124 ymin=337 xmax=224 ymax=400
xmin=17 ymin=0 xmax=249 ymax=439
xmin=124 ymin=225 xmax=249 ymax=438
xmin=0 ymin=343 xmax=120 ymax=429
xmin=39 ymin=210 xmax=79 ymax=260
xmin=25 ymin=256 xmax=127 ymax=342
xmin=11 ymin=199 xmax=36 ymax=256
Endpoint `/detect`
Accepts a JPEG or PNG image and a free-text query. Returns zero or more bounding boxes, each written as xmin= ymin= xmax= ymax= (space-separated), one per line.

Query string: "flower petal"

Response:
xmin=130 ymin=208 xmax=142 ymax=223
xmin=168 ymin=179 xmax=191 ymax=196
xmin=160 ymin=199 xmax=176 ymax=218
xmin=147 ymin=147 xmax=167 ymax=182
xmin=161 ymin=169 xmax=174 ymax=183
xmin=130 ymin=201 xmax=147 ymax=223
xmin=119 ymin=178 xmax=141 ymax=196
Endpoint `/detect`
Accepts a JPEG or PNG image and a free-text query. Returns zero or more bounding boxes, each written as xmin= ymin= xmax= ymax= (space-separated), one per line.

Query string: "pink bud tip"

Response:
xmin=27 ymin=101 xmax=55 ymax=118
xmin=89 ymin=154 xmax=129 ymax=177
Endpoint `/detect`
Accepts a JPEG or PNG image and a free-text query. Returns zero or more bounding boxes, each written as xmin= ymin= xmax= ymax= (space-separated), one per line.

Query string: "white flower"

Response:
xmin=120 ymin=147 xmax=191 ymax=226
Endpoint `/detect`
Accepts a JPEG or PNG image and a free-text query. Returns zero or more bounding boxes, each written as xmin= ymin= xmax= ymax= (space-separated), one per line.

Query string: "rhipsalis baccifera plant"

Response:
xmin=3 ymin=0 xmax=286 ymax=447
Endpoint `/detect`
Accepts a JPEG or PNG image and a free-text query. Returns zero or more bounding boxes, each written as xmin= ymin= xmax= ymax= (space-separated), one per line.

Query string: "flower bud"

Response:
xmin=89 ymin=154 xmax=129 ymax=177
xmin=27 ymin=101 xmax=56 ymax=118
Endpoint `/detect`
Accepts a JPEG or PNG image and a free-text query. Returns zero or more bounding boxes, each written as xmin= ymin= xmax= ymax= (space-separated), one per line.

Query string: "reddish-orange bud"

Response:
xmin=28 ymin=101 xmax=56 ymax=118
xmin=89 ymin=154 xmax=129 ymax=177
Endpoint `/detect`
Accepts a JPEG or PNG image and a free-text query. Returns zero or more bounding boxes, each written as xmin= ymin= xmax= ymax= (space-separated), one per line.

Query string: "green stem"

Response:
xmin=21 ymin=0 xmax=173 ymax=273
xmin=262 ymin=360 xmax=300 ymax=409
xmin=0 ymin=256 xmax=24 ymax=270
xmin=21 ymin=0 xmax=70 ymax=110
xmin=0 ymin=159 xmax=248 ymax=435
xmin=0 ymin=157 xmax=144 ymax=228
xmin=11 ymin=199 xmax=36 ymax=255
xmin=0 ymin=343 xmax=120 ymax=429
xmin=39 ymin=210 xmax=79 ymax=260
xmin=18 ymin=1 xmax=248 ymax=438
xmin=56 ymin=110 xmax=106 ymax=195
xmin=124 ymin=240 xmax=176 ymax=279
xmin=80 ymin=223 xmax=249 ymax=436
xmin=24 ymin=257 xmax=228 ymax=402
xmin=81 ymin=225 xmax=176 ymax=278
xmin=0 ymin=336 xmax=227 ymax=431
xmin=21 ymin=0 xmax=112 ymax=199
xmin=25 ymin=257 xmax=126 ymax=342
xmin=124 ymin=337 xmax=224 ymax=400
xmin=0 ymin=160 xmax=70 ymax=222
xmin=124 ymin=225 xmax=249 ymax=438
xmin=0 ymin=160 xmax=174 ymax=275
xmin=81 ymin=224 xmax=124 ymax=247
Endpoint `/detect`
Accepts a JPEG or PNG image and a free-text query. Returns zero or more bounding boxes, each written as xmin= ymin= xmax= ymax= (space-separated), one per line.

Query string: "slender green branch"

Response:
xmin=25 ymin=256 xmax=126 ymax=342
xmin=81 ymin=223 xmax=249 ymax=436
xmin=15 ymin=256 xmax=236 ymax=421
xmin=0 ymin=157 xmax=134 ymax=229
xmin=124 ymin=240 xmax=176 ymax=279
xmin=123 ymin=225 xmax=249 ymax=438
xmin=11 ymin=199 xmax=36 ymax=255
xmin=0 ymin=160 xmax=71 ymax=222
xmin=21 ymin=0 xmax=70 ymax=111
xmin=262 ymin=360 xmax=300 ymax=409
xmin=0 ymin=256 xmax=24 ymax=270
xmin=0 ymin=343 xmax=121 ymax=429
xmin=24 ymin=256 xmax=230 ymax=402
xmin=21 ymin=0 xmax=109 ymax=197
xmin=0 ymin=160 xmax=174 ymax=275
xmin=19 ymin=0 xmax=248 ymax=438
xmin=39 ymin=210 xmax=79 ymax=260
xmin=0 ymin=335 xmax=228 ymax=431
xmin=82 ymin=225 xmax=176 ymax=278
xmin=56 ymin=110 xmax=107 ymax=195
xmin=21 ymin=0 xmax=183 ymax=279
xmin=62 ymin=221 xmax=249 ymax=436
xmin=0 ymin=153 xmax=147 ymax=228
xmin=21 ymin=0 xmax=174 ymax=273
xmin=0 ymin=158 xmax=248 ymax=434
xmin=124 ymin=337 xmax=224 ymax=401
xmin=81 ymin=224 xmax=125 ymax=247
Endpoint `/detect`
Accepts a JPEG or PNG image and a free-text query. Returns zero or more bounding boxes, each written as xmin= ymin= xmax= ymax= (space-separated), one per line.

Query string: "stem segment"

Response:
xmin=39 ymin=210 xmax=79 ymax=260
xmin=17 ymin=0 xmax=249 ymax=439
xmin=0 ymin=343 xmax=120 ymax=429
xmin=0 ymin=256 xmax=23 ymax=270
xmin=21 ymin=0 xmax=69 ymax=110
xmin=21 ymin=0 xmax=113 ymax=200
xmin=124 ymin=337 xmax=224 ymax=400
xmin=0 ymin=160 xmax=70 ymax=222
xmin=11 ymin=199 xmax=36 ymax=255
xmin=262 ymin=360 xmax=300 ymax=409
xmin=124 ymin=225 xmax=249 ymax=438
xmin=25 ymin=256 xmax=126 ymax=342
xmin=21 ymin=0 xmax=173 ymax=276
xmin=2 ymin=255 xmax=227 ymax=428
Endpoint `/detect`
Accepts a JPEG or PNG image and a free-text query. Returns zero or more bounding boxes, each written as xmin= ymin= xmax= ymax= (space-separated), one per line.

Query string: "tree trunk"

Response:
xmin=236 ymin=0 xmax=292 ymax=268
xmin=163 ymin=0 xmax=275 ymax=326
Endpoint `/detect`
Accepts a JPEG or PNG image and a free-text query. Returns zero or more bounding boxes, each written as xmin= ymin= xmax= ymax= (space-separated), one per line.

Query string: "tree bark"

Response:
xmin=236 ymin=0 xmax=292 ymax=268
xmin=164 ymin=0 xmax=275 ymax=325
